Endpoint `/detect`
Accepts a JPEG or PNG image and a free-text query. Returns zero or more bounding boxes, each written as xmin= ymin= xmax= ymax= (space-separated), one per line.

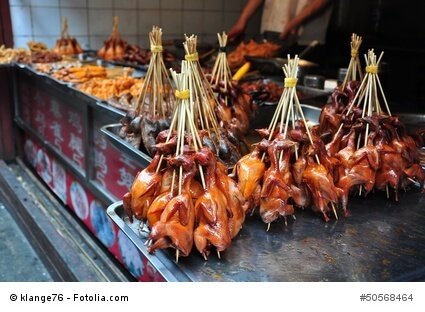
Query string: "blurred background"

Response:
xmin=2 ymin=0 xmax=425 ymax=109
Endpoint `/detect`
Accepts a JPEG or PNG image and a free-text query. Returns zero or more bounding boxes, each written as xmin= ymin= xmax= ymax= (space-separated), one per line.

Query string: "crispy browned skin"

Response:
xmin=148 ymin=154 xmax=197 ymax=257
xmin=216 ymin=162 xmax=246 ymax=238
xmin=335 ymin=130 xmax=378 ymax=214
xmin=234 ymin=144 xmax=266 ymax=211
xmin=260 ymin=139 xmax=296 ymax=224
xmin=123 ymin=153 xmax=162 ymax=222
xmin=194 ymin=148 xmax=232 ymax=259
xmin=302 ymin=157 xmax=342 ymax=222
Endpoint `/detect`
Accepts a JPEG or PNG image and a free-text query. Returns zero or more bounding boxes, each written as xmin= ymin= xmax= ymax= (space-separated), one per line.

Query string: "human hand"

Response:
xmin=228 ymin=20 xmax=246 ymax=40
xmin=280 ymin=21 xmax=298 ymax=40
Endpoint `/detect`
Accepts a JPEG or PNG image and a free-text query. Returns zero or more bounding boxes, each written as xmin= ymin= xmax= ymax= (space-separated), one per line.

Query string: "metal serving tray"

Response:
xmin=108 ymin=189 xmax=425 ymax=282
xmin=101 ymin=123 xmax=151 ymax=167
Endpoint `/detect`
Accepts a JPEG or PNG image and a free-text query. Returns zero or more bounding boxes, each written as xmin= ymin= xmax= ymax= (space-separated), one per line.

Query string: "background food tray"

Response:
xmin=107 ymin=189 xmax=425 ymax=282
xmin=101 ymin=123 xmax=151 ymax=167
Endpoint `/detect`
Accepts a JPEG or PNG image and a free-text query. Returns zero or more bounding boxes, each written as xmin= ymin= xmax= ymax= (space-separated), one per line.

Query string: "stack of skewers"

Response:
xmin=208 ymin=32 xmax=254 ymax=136
xmin=123 ymin=61 xmax=247 ymax=261
xmin=235 ymin=55 xmax=344 ymax=227
xmin=322 ymin=49 xmax=424 ymax=210
xmin=181 ymin=34 xmax=249 ymax=167
xmin=119 ymin=26 xmax=174 ymax=155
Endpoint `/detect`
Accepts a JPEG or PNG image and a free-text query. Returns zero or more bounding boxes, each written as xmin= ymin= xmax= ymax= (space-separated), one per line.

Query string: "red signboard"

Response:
xmin=92 ymin=120 xmax=140 ymax=199
xmin=19 ymin=80 xmax=86 ymax=171
xmin=23 ymin=135 xmax=164 ymax=282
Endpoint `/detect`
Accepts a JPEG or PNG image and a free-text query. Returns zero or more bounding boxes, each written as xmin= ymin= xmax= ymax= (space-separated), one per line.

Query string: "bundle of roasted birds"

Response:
xmin=123 ymin=146 xmax=247 ymax=260
xmin=236 ymin=122 xmax=344 ymax=224
xmin=118 ymin=26 xmax=174 ymax=156
xmin=234 ymin=56 xmax=345 ymax=225
xmin=207 ymin=32 xmax=255 ymax=136
xmin=123 ymin=65 xmax=247 ymax=260
xmin=182 ymin=34 xmax=249 ymax=167
xmin=97 ymin=16 xmax=126 ymax=61
xmin=227 ymin=39 xmax=280 ymax=69
xmin=320 ymin=50 xmax=425 ymax=206
xmin=53 ymin=18 xmax=83 ymax=56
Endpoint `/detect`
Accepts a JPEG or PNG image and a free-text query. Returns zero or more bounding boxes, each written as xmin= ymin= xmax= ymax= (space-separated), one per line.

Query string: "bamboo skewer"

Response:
xmin=170 ymin=61 xmax=207 ymax=190
xmin=210 ymin=32 xmax=234 ymax=108
xmin=183 ymin=35 xmax=220 ymax=136
xmin=135 ymin=26 xmax=175 ymax=117
xmin=263 ymin=55 xmax=338 ymax=220
xmin=341 ymin=33 xmax=363 ymax=91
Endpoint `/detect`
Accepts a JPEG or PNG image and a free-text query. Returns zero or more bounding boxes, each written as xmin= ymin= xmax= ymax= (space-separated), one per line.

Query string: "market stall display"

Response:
xmin=3 ymin=8 xmax=424 ymax=282
xmin=78 ymin=74 xmax=143 ymax=109
xmin=0 ymin=45 xmax=29 ymax=64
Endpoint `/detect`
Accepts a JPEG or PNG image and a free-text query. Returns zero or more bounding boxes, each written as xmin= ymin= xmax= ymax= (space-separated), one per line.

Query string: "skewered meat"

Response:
xmin=148 ymin=154 xmax=197 ymax=257
xmin=216 ymin=162 xmax=247 ymax=238
xmin=141 ymin=116 xmax=171 ymax=156
xmin=260 ymin=138 xmax=297 ymax=225
xmin=335 ymin=130 xmax=379 ymax=214
xmin=302 ymin=156 xmax=343 ymax=222
xmin=194 ymin=148 xmax=231 ymax=259
xmin=216 ymin=130 xmax=242 ymax=167
xmin=234 ymin=143 xmax=266 ymax=211
xmin=228 ymin=127 xmax=250 ymax=156
xmin=199 ymin=129 xmax=218 ymax=155
xmin=97 ymin=17 xmax=126 ymax=61
xmin=318 ymin=81 xmax=360 ymax=139
xmin=147 ymin=191 xmax=174 ymax=228
xmin=123 ymin=153 xmax=162 ymax=222
xmin=123 ymin=43 xmax=176 ymax=67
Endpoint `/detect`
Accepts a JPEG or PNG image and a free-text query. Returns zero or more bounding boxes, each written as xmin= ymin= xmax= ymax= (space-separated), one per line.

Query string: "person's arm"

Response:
xmin=280 ymin=0 xmax=331 ymax=39
xmin=228 ymin=0 xmax=264 ymax=39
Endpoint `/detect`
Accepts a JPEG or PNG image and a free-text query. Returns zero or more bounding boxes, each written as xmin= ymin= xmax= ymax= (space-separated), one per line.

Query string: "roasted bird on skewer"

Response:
xmin=53 ymin=18 xmax=83 ymax=56
xmin=148 ymin=153 xmax=197 ymax=257
xmin=97 ymin=16 xmax=126 ymax=61
xmin=124 ymin=61 xmax=247 ymax=260
xmin=194 ymin=148 xmax=232 ymax=259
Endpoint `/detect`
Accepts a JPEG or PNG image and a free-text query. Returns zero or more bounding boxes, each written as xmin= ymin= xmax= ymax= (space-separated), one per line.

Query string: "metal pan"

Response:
xmin=101 ymin=123 xmax=151 ymax=167
xmin=107 ymin=187 xmax=425 ymax=282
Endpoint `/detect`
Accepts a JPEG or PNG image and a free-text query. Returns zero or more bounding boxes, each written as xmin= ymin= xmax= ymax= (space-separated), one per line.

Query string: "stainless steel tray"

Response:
xmin=107 ymin=190 xmax=425 ymax=281
xmin=101 ymin=123 xmax=151 ymax=167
